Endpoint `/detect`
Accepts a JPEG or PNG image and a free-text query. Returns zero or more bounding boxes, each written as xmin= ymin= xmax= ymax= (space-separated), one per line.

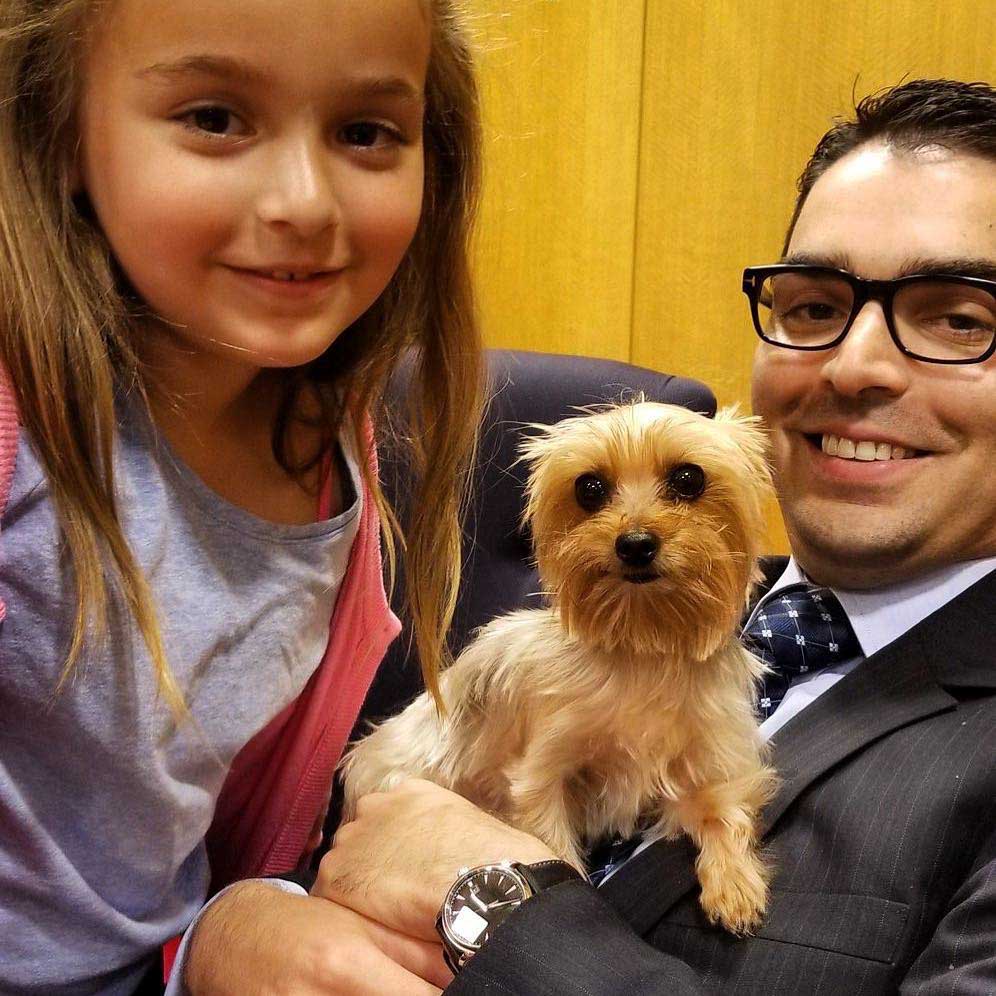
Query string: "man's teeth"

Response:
xmin=821 ymin=434 xmax=909 ymax=461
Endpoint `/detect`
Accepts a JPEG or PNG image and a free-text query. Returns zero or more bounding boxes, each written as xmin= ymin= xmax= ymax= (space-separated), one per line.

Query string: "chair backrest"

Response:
xmin=365 ymin=348 xmax=716 ymax=724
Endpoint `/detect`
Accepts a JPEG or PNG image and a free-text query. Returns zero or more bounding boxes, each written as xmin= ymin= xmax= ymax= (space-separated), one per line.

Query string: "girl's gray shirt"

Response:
xmin=0 ymin=397 xmax=360 ymax=995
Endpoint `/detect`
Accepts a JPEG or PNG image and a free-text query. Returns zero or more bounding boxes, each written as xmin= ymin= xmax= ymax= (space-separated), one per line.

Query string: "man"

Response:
xmin=306 ymin=78 xmax=996 ymax=993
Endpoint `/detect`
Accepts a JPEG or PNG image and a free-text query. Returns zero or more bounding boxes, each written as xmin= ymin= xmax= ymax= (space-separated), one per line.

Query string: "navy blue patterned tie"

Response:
xmin=742 ymin=584 xmax=861 ymax=720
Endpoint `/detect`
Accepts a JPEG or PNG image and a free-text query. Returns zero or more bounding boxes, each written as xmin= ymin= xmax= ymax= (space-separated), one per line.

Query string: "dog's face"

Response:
xmin=521 ymin=402 xmax=773 ymax=661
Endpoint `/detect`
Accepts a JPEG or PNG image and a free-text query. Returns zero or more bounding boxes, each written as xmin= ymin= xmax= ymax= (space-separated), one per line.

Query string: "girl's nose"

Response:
xmin=255 ymin=137 xmax=341 ymax=239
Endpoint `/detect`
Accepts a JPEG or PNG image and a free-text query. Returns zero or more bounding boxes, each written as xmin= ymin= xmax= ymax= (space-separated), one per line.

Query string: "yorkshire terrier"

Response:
xmin=343 ymin=401 xmax=778 ymax=934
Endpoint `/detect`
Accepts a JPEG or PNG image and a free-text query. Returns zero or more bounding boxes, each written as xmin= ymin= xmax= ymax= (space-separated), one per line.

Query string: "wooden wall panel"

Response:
xmin=470 ymin=1 xmax=646 ymax=359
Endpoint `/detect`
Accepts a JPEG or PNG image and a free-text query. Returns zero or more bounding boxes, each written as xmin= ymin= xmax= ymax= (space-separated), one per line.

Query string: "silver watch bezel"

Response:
xmin=438 ymin=860 xmax=532 ymax=957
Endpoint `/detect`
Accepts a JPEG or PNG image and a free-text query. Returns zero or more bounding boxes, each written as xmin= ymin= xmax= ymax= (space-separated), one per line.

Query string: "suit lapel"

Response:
xmin=600 ymin=569 xmax=993 ymax=935
xmin=758 ymin=633 xmax=956 ymax=834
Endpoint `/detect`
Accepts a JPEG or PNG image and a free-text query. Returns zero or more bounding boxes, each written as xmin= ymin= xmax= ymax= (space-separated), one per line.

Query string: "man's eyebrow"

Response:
xmin=134 ymin=55 xmax=424 ymax=104
xmin=781 ymin=251 xmax=851 ymax=270
xmin=897 ymin=257 xmax=996 ymax=281
xmin=781 ymin=251 xmax=996 ymax=282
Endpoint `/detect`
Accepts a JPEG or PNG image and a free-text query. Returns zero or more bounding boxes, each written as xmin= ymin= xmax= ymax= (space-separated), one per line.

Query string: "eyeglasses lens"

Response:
xmin=757 ymin=272 xmax=996 ymax=361
xmin=757 ymin=272 xmax=852 ymax=347
xmin=894 ymin=280 xmax=996 ymax=361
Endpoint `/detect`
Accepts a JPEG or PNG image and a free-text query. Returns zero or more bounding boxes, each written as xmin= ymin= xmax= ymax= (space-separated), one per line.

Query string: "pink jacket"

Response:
xmin=0 ymin=370 xmax=400 ymax=889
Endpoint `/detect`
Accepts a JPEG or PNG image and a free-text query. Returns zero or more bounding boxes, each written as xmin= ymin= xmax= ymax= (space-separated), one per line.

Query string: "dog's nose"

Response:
xmin=615 ymin=531 xmax=660 ymax=567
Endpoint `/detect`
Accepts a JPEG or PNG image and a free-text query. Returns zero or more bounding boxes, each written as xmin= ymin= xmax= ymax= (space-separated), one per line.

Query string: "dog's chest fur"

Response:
xmin=481 ymin=615 xmax=707 ymax=840
xmin=567 ymin=725 xmax=688 ymax=841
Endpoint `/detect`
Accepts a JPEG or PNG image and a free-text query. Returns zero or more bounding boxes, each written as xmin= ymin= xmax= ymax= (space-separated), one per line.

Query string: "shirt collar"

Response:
xmin=761 ymin=556 xmax=996 ymax=659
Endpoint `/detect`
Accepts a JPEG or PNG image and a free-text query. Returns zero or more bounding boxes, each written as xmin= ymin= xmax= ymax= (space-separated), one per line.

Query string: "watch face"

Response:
xmin=442 ymin=864 xmax=529 ymax=952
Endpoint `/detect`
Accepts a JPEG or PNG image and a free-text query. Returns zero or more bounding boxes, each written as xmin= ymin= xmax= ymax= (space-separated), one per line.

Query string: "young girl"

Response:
xmin=0 ymin=0 xmax=483 ymax=992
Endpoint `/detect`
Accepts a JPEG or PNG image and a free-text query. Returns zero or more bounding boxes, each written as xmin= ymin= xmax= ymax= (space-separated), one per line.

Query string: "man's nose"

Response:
xmin=820 ymin=300 xmax=912 ymax=397
xmin=256 ymin=137 xmax=341 ymax=239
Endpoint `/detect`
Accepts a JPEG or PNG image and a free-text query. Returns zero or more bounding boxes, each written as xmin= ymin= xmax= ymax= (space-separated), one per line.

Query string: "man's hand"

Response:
xmin=312 ymin=779 xmax=558 ymax=940
xmin=184 ymin=880 xmax=451 ymax=995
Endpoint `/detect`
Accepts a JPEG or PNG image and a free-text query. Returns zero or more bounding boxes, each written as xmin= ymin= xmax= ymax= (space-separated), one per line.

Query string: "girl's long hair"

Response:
xmin=0 ymin=0 xmax=484 ymax=714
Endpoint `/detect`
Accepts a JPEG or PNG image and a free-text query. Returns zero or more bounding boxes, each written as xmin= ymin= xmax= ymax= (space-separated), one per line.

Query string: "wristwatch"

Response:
xmin=435 ymin=859 xmax=584 ymax=973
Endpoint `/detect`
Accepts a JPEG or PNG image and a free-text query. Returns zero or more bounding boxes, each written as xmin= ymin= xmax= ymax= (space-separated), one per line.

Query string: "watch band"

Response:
xmin=514 ymin=858 xmax=586 ymax=894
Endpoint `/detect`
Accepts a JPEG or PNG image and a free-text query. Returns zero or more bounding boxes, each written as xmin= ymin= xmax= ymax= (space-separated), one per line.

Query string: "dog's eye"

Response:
xmin=666 ymin=463 xmax=706 ymax=500
xmin=574 ymin=473 xmax=609 ymax=512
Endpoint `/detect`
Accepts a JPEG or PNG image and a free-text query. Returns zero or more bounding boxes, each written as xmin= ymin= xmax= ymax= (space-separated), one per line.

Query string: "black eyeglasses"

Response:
xmin=742 ymin=264 xmax=996 ymax=365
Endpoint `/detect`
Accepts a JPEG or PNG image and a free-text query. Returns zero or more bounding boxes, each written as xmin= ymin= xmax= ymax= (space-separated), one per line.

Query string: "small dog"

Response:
xmin=343 ymin=401 xmax=778 ymax=934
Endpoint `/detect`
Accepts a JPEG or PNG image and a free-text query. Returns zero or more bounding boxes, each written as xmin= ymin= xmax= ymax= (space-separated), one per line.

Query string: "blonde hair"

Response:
xmin=0 ymin=0 xmax=484 ymax=714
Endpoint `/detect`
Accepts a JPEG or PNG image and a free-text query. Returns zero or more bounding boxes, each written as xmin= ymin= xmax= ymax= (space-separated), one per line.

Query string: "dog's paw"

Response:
xmin=698 ymin=855 xmax=769 ymax=936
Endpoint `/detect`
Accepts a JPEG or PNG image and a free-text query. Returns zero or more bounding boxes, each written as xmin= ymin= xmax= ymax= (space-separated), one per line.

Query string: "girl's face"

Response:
xmin=77 ymin=0 xmax=430 ymax=388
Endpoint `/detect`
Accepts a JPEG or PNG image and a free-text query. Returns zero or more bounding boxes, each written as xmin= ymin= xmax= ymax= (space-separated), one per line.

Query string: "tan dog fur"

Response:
xmin=343 ymin=402 xmax=778 ymax=934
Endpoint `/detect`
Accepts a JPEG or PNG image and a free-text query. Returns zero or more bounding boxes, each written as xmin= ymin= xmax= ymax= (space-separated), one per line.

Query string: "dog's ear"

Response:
xmin=710 ymin=406 xmax=776 ymax=534
xmin=708 ymin=407 xmax=776 ymax=603
xmin=516 ymin=422 xmax=561 ymax=469
xmin=712 ymin=407 xmax=771 ymax=483
xmin=516 ymin=422 xmax=567 ymax=532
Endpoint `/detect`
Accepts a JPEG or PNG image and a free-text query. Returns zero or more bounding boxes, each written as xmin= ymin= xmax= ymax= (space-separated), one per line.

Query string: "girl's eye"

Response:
xmin=340 ymin=121 xmax=399 ymax=149
xmin=179 ymin=106 xmax=247 ymax=138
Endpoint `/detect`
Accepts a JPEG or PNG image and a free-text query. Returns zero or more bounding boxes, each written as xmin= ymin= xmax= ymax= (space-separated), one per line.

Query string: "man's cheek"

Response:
xmin=749 ymin=349 xmax=788 ymax=418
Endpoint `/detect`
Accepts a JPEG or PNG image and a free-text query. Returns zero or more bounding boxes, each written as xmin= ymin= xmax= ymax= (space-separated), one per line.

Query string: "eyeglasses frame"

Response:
xmin=741 ymin=264 xmax=996 ymax=365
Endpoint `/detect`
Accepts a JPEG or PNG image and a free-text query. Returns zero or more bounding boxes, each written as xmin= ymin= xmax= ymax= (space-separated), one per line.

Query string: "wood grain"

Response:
xmin=471 ymin=0 xmax=647 ymax=359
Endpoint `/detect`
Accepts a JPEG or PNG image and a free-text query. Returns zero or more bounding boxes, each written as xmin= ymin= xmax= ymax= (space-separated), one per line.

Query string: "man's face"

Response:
xmin=751 ymin=143 xmax=996 ymax=588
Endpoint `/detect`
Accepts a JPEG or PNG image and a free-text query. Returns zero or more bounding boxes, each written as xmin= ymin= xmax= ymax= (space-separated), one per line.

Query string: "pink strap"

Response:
xmin=317 ymin=448 xmax=334 ymax=519
xmin=0 ymin=365 xmax=20 ymax=623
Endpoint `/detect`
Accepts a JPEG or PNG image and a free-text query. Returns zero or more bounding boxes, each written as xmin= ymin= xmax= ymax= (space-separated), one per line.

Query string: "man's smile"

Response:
xmin=817 ymin=433 xmax=915 ymax=461
xmin=787 ymin=429 xmax=936 ymax=494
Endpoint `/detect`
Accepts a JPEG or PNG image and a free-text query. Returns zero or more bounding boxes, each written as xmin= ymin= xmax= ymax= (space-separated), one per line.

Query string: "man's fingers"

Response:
xmin=361 ymin=914 xmax=454 ymax=990
xmin=339 ymin=951 xmax=443 ymax=996
xmin=308 ymin=906 xmax=447 ymax=995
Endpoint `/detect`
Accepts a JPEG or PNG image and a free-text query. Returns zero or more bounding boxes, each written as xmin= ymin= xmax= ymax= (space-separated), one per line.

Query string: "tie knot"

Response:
xmin=743 ymin=584 xmax=860 ymax=719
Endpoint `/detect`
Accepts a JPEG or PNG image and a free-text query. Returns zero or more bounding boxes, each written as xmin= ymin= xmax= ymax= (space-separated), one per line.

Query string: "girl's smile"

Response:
xmin=223 ymin=264 xmax=347 ymax=304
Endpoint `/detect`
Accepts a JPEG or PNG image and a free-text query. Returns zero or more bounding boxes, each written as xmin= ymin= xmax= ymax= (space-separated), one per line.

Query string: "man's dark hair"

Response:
xmin=784 ymin=78 xmax=996 ymax=250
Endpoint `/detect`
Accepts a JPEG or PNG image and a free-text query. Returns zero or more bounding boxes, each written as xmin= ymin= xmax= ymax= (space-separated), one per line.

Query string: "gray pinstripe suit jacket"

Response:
xmin=447 ymin=563 xmax=996 ymax=995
